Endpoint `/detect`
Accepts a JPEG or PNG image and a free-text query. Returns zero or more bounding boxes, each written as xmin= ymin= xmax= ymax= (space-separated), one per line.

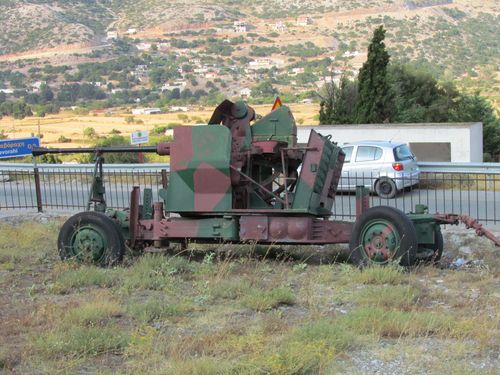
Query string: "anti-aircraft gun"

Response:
xmin=33 ymin=100 xmax=499 ymax=267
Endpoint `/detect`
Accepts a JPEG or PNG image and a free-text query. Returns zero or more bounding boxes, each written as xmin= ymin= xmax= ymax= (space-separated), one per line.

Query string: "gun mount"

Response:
xmin=34 ymin=99 xmax=499 ymax=267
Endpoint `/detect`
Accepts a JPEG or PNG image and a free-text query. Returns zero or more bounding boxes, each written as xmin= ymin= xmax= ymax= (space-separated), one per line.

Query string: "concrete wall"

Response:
xmin=296 ymin=122 xmax=483 ymax=162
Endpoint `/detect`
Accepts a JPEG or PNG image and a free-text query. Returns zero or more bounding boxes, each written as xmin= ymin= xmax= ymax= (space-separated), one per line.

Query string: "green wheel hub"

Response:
xmin=70 ymin=225 xmax=108 ymax=262
xmin=359 ymin=219 xmax=400 ymax=264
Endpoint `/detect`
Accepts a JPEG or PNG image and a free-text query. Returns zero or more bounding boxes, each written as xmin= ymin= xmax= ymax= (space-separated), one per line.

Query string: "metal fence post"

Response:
xmin=33 ymin=166 xmax=43 ymax=212
xmin=161 ymin=169 xmax=168 ymax=189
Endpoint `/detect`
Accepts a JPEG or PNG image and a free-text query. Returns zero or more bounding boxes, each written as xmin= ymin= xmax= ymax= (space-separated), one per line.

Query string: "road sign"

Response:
xmin=0 ymin=137 xmax=40 ymax=159
xmin=130 ymin=130 xmax=149 ymax=145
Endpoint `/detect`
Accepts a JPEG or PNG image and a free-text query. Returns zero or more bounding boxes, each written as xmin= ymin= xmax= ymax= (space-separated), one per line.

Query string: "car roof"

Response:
xmin=341 ymin=140 xmax=406 ymax=148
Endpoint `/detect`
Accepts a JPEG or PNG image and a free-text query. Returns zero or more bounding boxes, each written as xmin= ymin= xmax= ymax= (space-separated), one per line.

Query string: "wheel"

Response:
xmin=58 ymin=211 xmax=125 ymax=267
xmin=349 ymin=206 xmax=418 ymax=267
xmin=417 ymin=227 xmax=444 ymax=264
xmin=375 ymin=178 xmax=397 ymax=199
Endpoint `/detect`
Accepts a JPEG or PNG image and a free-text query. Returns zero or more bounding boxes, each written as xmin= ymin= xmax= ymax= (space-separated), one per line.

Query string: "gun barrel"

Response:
xmin=32 ymin=142 xmax=171 ymax=157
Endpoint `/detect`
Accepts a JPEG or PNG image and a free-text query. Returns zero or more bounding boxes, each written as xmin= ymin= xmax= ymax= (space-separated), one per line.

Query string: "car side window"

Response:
xmin=355 ymin=146 xmax=383 ymax=162
xmin=342 ymin=146 xmax=354 ymax=163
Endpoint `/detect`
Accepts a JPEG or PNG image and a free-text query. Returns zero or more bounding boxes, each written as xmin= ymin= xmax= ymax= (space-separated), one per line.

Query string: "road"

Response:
xmin=1 ymin=181 xmax=498 ymax=224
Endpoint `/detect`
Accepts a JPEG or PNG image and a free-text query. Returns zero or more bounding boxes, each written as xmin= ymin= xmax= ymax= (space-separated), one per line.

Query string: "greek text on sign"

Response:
xmin=130 ymin=130 xmax=149 ymax=145
xmin=0 ymin=137 xmax=40 ymax=159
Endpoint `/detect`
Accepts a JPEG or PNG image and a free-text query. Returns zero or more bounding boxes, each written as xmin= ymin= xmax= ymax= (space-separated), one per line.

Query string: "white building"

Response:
xmin=240 ymin=88 xmax=251 ymax=99
xmin=106 ymin=31 xmax=118 ymax=40
xmin=132 ymin=108 xmax=161 ymax=115
xmin=296 ymin=123 xmax=483 ymax=162
xmin=234 ymin=21 xmax=247 ymax=33
xmin=296 ymin=17 xmax=312 ymax=26
xmin=161 ymin=81 xmax=187 ymax=92
xmin=273 ymin=21 xmax=287 ymax=31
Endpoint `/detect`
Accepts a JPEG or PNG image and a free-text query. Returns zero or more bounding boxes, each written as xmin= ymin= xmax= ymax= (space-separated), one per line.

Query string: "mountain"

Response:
xmin=0 ymin=0 xmax=498 ymax=105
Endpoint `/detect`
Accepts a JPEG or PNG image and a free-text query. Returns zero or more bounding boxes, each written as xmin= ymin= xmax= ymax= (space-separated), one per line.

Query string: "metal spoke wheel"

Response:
xmin=375 ymin=177 xmax=397 ymax=199
xmin=58 ymin=211 xmax=125 ymax=267
xmin=349 ymin=206 xmax=418 ymax=266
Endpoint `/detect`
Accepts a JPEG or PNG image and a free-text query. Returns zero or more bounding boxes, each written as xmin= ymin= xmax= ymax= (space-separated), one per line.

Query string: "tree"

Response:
xmin=251 ymin=80 xmax=277 ymax=98
xmin=356 ymin=26 xmax=392 ymax=123
xmin=451 ymin=93 xmax=500 ymax=160
xmin=319 ymin=76 xmax=358 ymax=124
xmin=39 ymin=83 xmax=54 ymax=103
xmin=388 ymin=64 xmax=460 ymax=123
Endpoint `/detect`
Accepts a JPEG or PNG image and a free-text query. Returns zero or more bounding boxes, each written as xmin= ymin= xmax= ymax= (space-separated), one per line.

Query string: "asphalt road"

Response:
xmin=1 ymin=182 xmax=498 ymax=224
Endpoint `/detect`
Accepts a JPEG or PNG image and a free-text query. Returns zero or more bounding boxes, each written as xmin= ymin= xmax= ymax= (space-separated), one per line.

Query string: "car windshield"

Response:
xmin=393 ymin=144 xmax=414 ymax=161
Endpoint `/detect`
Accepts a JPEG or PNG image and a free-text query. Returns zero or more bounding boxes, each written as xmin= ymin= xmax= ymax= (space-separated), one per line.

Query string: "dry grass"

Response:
xmin=0 ymin=103 xmax=320 ymax=150
xmin=0 ymin=219 xmax=498 ymax=374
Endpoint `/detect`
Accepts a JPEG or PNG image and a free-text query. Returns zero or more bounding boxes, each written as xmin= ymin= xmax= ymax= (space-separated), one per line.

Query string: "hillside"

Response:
xmin=0 ymin=0 xmax=498 ymax=108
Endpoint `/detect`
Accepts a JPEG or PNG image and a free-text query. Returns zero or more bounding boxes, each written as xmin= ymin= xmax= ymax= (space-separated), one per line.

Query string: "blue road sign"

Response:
xmin=0 ymin=137 xmax=40 ymax=159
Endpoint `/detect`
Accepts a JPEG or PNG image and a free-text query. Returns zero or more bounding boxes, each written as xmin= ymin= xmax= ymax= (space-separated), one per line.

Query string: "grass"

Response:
xmin=127 ymin=297 xmax=182 ymax=322
xmin=0 ymin=219 xmax=499 ymax=373
xmin=241 ymin=287 xmax=296 ymax=312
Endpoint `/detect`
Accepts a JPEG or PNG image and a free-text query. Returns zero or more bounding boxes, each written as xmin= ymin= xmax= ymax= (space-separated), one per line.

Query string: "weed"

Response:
xmin=341 ymin=307 xmax=458 ymax=338
xmin=259 ymin=318 xmax=356 ymax=374
xmin=337 ymin=264 xmax=408 ymax=285
xmin=64 ymin=299 xmax=123 ymax=326
xmin=122 ymin=255 xmax=192 ymax=292
xmin=128 ymin=298 xmax=181 ymax=322
xmin=33 ymin=325 xmax=129 ymax=359
xmin=241 ymin=287 xmax=295 ymax=311
xmin=0 ymin=222 xmax=58 ymax=264
xmin=210 ymin=278 xmax=252 ymax=300
xmin=50 ymin=264 xmax=121 ymax=293
xmin=165 ymin=357 xmax=234 ymax=375
xmin=351 ymin=285 xmax=422 ymax=310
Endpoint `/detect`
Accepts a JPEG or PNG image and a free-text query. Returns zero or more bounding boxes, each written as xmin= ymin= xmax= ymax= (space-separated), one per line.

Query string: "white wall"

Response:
xmin=296 ymin=122 xmax=483 ymax=162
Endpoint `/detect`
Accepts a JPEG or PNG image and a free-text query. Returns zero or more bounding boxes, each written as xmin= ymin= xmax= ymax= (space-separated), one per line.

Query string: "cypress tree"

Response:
xmin=356 ymin=26 xmax=391 ymax=123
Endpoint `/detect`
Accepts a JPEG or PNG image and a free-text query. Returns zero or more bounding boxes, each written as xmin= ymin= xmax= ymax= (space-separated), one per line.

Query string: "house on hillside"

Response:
xmin=234 ymin=21 xmax=247 ymax=33
xmin=240 ymin=88 xmax=251 ymax=99
xmin=132 ymin=108 xmax=161 ymax=115
xmin=136 ymin=43 xmax=152 ymax=51
xmin=161 ymin=81 xmax=187 ymax=92
xmin=106 ymin=31 xmax=118 ymax=40
xmin=273 ymin=21 xmax=287 ymax=32
xmin=296 ymin=17 xmax=312 ymax=26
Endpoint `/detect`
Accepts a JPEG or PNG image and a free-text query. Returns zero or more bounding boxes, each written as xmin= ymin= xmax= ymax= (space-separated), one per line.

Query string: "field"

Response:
xmin=0 ymin=103 xmax=320 ymax=150
xmin=0 ymin=215 xmax=498 ymax=374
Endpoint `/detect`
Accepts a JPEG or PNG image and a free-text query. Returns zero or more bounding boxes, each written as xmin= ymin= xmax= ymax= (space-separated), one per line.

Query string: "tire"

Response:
xmin=58 ymin=211 xmax=125 ymax=267
xmin=419 ymin=227 xmax=444 ymax=264
xmin=375 ymin=178 xmax=397 ymax=199
xmin=349 ymin=206 xmax=418 ymax=267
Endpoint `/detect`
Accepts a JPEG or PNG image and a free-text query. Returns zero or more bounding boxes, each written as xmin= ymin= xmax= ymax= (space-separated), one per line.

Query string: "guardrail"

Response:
xmin=0 ymin=162 xmax=499 ymax=223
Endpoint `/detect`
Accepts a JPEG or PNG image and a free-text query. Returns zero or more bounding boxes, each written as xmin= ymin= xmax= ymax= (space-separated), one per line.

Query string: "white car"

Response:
xmin=338 ymin=140 xmax=420 ymax=198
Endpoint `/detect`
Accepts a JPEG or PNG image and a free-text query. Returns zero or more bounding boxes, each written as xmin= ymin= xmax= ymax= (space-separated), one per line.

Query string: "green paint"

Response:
xmin=195 ymin=217 xmax=239 ymax=240
xmin=251 ymin=106 xmax=297 ymax=145
xmin=142 ymin=188 xmax=153 ymax=219
xmin=166 ymin=126 xmax=232 ymax=213
xmin=70 ymin=225 xmax=108 ymax=262
xmin=292 ymin=132 xmax=343 ymax=215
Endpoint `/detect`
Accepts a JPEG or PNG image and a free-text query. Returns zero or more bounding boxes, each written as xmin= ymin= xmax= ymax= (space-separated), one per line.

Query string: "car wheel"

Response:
xmin=375 ymin=178 xmax=397 ymax=199
xmin=349 ymin=206 xmax=418 ymax=267
xmin=58 ymin=211 xmax=125 ymax=267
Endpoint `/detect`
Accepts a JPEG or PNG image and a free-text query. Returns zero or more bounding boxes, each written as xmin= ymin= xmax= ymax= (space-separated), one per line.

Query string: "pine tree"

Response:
xmin=356 ymin=26 xmax=391 ymax=123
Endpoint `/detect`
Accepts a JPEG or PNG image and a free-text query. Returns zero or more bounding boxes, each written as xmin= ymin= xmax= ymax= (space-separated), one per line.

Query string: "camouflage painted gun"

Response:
xmin=32 ymin=100 xmax=499 ymax=267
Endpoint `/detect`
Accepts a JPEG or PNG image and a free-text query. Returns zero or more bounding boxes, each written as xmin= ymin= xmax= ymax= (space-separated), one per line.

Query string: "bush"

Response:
xmin=57 ymin=135 xmax=71 ymax=143
xmin=83 ymin=127 xmax=96 ymax=138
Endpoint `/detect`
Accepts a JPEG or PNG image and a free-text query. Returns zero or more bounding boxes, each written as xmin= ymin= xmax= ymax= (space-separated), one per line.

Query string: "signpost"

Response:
xmin=130 ymin=130 xmax=149 ymax=163
xmin=130 ymin=130 xmax=149 ymax=145
xmin=0 ymin=137 xmax=40 ymax=159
